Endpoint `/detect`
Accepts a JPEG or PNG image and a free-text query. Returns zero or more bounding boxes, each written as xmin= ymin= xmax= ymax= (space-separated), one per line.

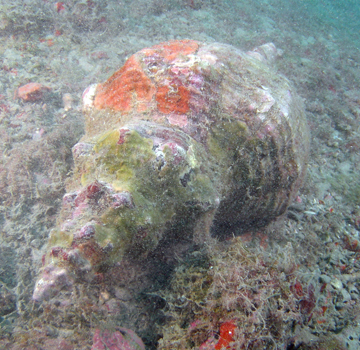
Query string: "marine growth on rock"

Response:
xmin=33 ymin=40 xmax=309 ymax=301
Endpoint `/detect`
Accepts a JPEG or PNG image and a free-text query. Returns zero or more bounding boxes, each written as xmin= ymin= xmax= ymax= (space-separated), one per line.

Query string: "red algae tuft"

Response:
xmin=215 ymin=320 xmax=236 ymax=350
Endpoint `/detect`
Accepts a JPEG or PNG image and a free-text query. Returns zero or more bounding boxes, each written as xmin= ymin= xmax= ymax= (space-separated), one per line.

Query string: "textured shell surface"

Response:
xmin=33 ymin=40 xmax=309 ymax=301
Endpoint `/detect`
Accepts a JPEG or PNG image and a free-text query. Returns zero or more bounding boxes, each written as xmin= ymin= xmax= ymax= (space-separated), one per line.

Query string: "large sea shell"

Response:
xmin=33 ymin=40 xmax=309 ymax=301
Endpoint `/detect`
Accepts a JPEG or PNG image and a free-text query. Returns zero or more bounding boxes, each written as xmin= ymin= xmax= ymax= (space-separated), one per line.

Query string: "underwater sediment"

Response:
xmin=33 ymin=40 xmax=309 ymax=302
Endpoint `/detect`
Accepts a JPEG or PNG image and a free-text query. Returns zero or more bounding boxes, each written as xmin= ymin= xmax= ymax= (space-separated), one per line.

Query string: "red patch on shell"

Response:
xmin=77 ymin=241 xmax=104 ymax=266
xmin=156 ymin=85 xmax=190 ymax=114
xmin=94 ymin=55 xmax=155 ymax=112
xmin=93 ymin=40 xmax=198 ymax=115
xmin=117 ymin=128 xmax=130 ymax=144
xmin=142 ymin=39 xmax=199 ymax=61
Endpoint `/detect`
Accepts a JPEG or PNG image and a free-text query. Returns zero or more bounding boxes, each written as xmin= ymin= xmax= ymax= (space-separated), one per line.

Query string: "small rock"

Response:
xmin=348 ymin=283 xmax=359 ymax=294
xmin=340 ymin=288 xmax=351 ymax=303
xmin=319 ymin=274 xmax=331 ymax=284
xmin=0 ymin=287 xmax=16 ymax=316
xmin=62 ymin=93 xmax=73 ymax=111
xmin=330 ymin=278 xmax=343 ymax=290
xmin=16 ymin=83 xmax=51 ymax=102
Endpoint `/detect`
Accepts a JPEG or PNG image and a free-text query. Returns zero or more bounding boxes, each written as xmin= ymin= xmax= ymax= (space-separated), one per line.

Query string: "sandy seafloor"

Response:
xmin=0 ymin=0 xmax=360 ymax=349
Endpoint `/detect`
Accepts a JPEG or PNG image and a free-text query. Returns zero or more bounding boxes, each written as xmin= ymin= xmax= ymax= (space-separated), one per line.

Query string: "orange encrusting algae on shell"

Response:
xmin=156 ymin=85 xmax=190 ymax=114
xmin=141 ymin=39 xmax=199 ymax=61
xmin=94 ymin=40 xmax=199 ymax=115
xmin=94 ymin=55 xmax=156 ymax=112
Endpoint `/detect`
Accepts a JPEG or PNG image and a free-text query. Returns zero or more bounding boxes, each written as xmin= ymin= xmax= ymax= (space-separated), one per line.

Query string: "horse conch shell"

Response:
xmin=33 ymin=40 xmax=309 ymax=301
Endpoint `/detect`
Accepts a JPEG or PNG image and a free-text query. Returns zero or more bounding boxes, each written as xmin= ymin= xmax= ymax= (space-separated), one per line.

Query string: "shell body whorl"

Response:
xmin=33 ymin=40 xmax=309 ymax=301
